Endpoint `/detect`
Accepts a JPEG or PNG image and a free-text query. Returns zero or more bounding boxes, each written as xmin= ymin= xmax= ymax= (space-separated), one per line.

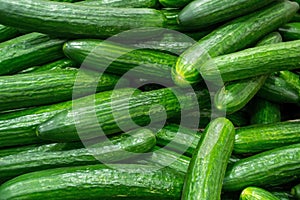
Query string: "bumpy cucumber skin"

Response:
xmin=159 ymin=0 xmax=192 ymax=8
xmin=37 ymin=88 xmax=209 ymax=142
xmin=0 ymin=88 xmax=138 ymax=148
xmin=223 ymin=143 xmax=300 ymax=191
xmin=201 ymin=40 xmax=300 ymax=82
xmin=0 ymin=25 xmax=19 ymax=42
xmin=78 ymin=0 xmax=159 ymax=8
xmin=0 ymin=32 xmax=65 ymax=75
xmin=250 ymin=97 xmax=281 ymax=125
xmin=173 ymin=1 xmax=298 ymax=86
xmin=182 ymin=118 xmax=235 ymax=200
xmin=0 ymin=70 xmax=123 ymax=111
xmin=0 ymin=164 xmax=183 ymax=200
xmin=0 ymin=128 xmax=156 ymax=182
xmin=0 ymin=0 xmax=166 ymax=38
xmin=279 ymin=70 xmax=300 ymax=96
xmin=178 ymin=0 xmax=274 ymax=29
xmin=240 ymin=187 xmax=280 ymax=200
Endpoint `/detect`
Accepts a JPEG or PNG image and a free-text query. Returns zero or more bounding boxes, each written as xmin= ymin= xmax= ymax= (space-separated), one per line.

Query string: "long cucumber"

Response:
xmin=0 ymin=25 xmax=19 ymax=42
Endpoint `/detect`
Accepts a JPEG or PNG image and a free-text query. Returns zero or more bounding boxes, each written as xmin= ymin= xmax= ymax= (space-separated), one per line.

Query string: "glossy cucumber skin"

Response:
xmin=78 ymin=0 xmax=159 ymax=8
xmin=63 ymin=39 xmax=177 ymax=83
xmin=250 ymin=97 xmax=281 ymax=125
xmin=0 ymin=32 xmax=65 ymax=75
xmin=223 ymin=143 xmax=300 ymax=191
xmin=159 ymin=0 xmax=192 ymax=8
xmin=173 ymin=1 xmax=298 ymax=86
xmin=201 ymin=40 xmax=300 ymax=82
xmin=0 ymin=164 xmax=184 ymax=200
xmin=0 ymin=25 xmax=19 ymax=42
xmin=279 ymin=70 xmax=300 ymax=96
xmin=0 ymin=70 xmax=124 ymax=111
xmin=178 ymin=0 xmax=274 ymax=29
xmin=240 ymin=187 xmax=280 ymax=200
xmin=0 ymin=0 xmax=166 ymax=38
xmin=234 ymin=120 xmax=300 ymax=154
xmin=37 ymin=87 xmax=209 ymax=142
xmin=258 ymin=74 xmax=300 ymax=104
xmin=0 ymin=88 xmax=138 ymax=148
xmin=0 ymin=128 xmax=156 ymax=182
xmin=279 ymin=22 xmax=300 ymax=41
xmin=182 ymin=118 xmax=235 ymax=200
xmin=291 ymin=183 xmax=300 ymax=199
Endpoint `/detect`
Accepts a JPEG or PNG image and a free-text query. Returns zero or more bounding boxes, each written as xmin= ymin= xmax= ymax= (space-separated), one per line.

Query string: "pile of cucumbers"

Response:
xmin=0 ymin=0 xmax=300 ymax=199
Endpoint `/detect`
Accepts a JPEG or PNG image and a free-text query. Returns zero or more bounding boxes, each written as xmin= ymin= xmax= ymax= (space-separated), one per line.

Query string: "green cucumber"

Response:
xmin=63 ymin=39 xmax=177 ymax=83
xmin=258 ymin=74 xmax=300 ymax=104
xmin=0 ymin=128 xmax=156 ymax=182
xmin=223 ymin=143 xmax=300 ymax=191
xmin=78 ymin=0 xmax=159 ymax=8
xmin=271 ymin=191 xmax=295 ymax=200
xmin=250 ymin=97 xmax=281 ymax=125
xmin=278 ymin=70 xmax=300 ymax=96
xmin=0 ymin=32 xmax=65 ymax=75
xmin=50 ymin=0 xmax=82 ymax=2
xmin=160 ymin=9 xmax=185 ymax=31
xmin=37 ymin=87 xmax=210 ymax=141
xmin=291 ymin=13 xmax=300 ymax=22
xmin=279 ymin=22 xmax=300 ymax=41
xmin=19 ymin=58 xmax=78 ymax=74
xmin=0 ymin=164 xmax=184 ymax=200
xmin=0 ymin=88 xmax=138 ymax=148
xmin=178 ymin=0 xmax=275 ymax=29
xmin=0 ymin=25 xmax=19 ymax=42
xmin=201 ymin=40 xmax=300 ymax=82
xmin=0 ymin=0 xmax=166 ymax=38
xmin=240 ymin=187 xmax=280 ymax=200
xmin=182 ymin=118 xmax=235 ymax=200
xmin=159 ymin=0 xmax=192 ymax=8
xmin=173 ymin=1 xmax=298 ymax=86
xmin=291 ymin=183 xmax=300 ymax=199
xmin=234 ymin=120 xmax=300 ymax=154
xmin=0 ymin=70 xmax=124 ymax=111
xmin=214 ymin=32 xmax=281 ymax=114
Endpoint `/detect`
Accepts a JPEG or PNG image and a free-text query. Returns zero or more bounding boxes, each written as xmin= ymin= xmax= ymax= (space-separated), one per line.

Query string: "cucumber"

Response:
xmin=173 ymin=1 xmax=298 ymax=86
xmin=240 ymin=187 xmax=280 ymax=200
xmin=182 ymin=118 xmax=235 ymax=200
xmin=0 ymin=164 xmax=184 ymax=200
xmin=0 ymin=70 xmax=124 ymax=111
xmin=278 ymin=70 xmax=300 ymax=96
xmin=258 ymin=74 xmax=300 ymax=104
xmin=0 ymin=128 xmax=156 ymax=182
xmin=214 ymin=32 xmax=282 ymax=114
xmin=250 ymin=97 xmax=281 ymax=125
xmin=178 ymin=0 xmax=275 ymax=29
xmin=291 ymin=183 xmax=300 ymax=199
xmin=63 ymin=39 xmax=177 ymax=83
xmin=0 ymin=25 xmax=19 ymax=42
xmin=234 ymin=120 xmax=300 ymax=154
xmin=159 ymin=0 xmax=192 ymax=8
xmin=279 ymin=22 xmax=300 ymax=41
xmin=0 ymin=32 xmax=65 ymax=75
xmin=291 ymin=13 xmax=300 ymax=22
xmin=223 ymin=143 xmax=300 ymax=191
xmin=19 ymin=58 xmax=78 ymax=74
xmin=0 ymin=88 xmax=138 ymax=148
xmin=271 ymin=191 xmax=295 ymax=200
xmin=37 ymin=87 xmax=210 ymax=141
xmin=78 ymin=0 xmax=159 ymax=8
xmin=201 ymin=40 xmax=300 ymax=82
xmin=0 ymin=0 xmax=166 ymax=38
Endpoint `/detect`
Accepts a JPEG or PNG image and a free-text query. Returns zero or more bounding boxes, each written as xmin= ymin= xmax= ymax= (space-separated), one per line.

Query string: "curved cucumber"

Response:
xmin=201 ymin=40 xmax=300 ymax=82
xmin=0 ymin=25 xmax=19 ymax=42
xmin=0 ymin=128 xmax=156 ymax=182
xmin=0 ymin=164 xmax=184 ymax=200
xmin=182 ymin=118 xmax=235 ymax=200
xmin=0 ymin=32 xmax=65 ymax=75
xmin=0 ymin=0 xmax=166 ymax=38
xmin=279 ymin=22 xmax=300 ymax=41
xmin=37 ymin=88 xmax=209 ymax=141
xmin=159 ymin=0 xmax=192 ymax=8
xmin=178 ymin=0 xmax=274 ymax=29
xmin=291 ymin=183 xmax=300 ymax=199
xmin=0 ymin=88 xmax=138 ymax=148
xmin=0 ymin=70 xmax=124 ymax=111
xmin=223 ymin=143 xmax=300 ymax=191
xmin=240 ymin=187 xmax=280 ymax=200
xmin=173 ymin=1 xmax=298 ymax=86
xmin=78 ymin=0 xmax=159 ymax=8
xmin=63 ymin=39 xmax=177 ymax=83
xmin=279 ymin=70 xmax=300 ymax=96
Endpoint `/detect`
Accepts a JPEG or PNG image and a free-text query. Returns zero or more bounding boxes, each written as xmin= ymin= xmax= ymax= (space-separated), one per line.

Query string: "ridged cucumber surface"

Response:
xmin=240 ymin=187 xmax=280 ymax=200
xmin=291 ymin=183 xmax=300 ymax=199
xmin=279 ymin=22 xmax=300 ymax=41
xmin=0 ymin=25 xmax=19 ymax=42
xmin=78 ymin=0 xmax=159 ymax=8
xmin=0 ymin=0 xmax=166 ymax=38
xmin=159 ymin=0 xmax=192 ymax=8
